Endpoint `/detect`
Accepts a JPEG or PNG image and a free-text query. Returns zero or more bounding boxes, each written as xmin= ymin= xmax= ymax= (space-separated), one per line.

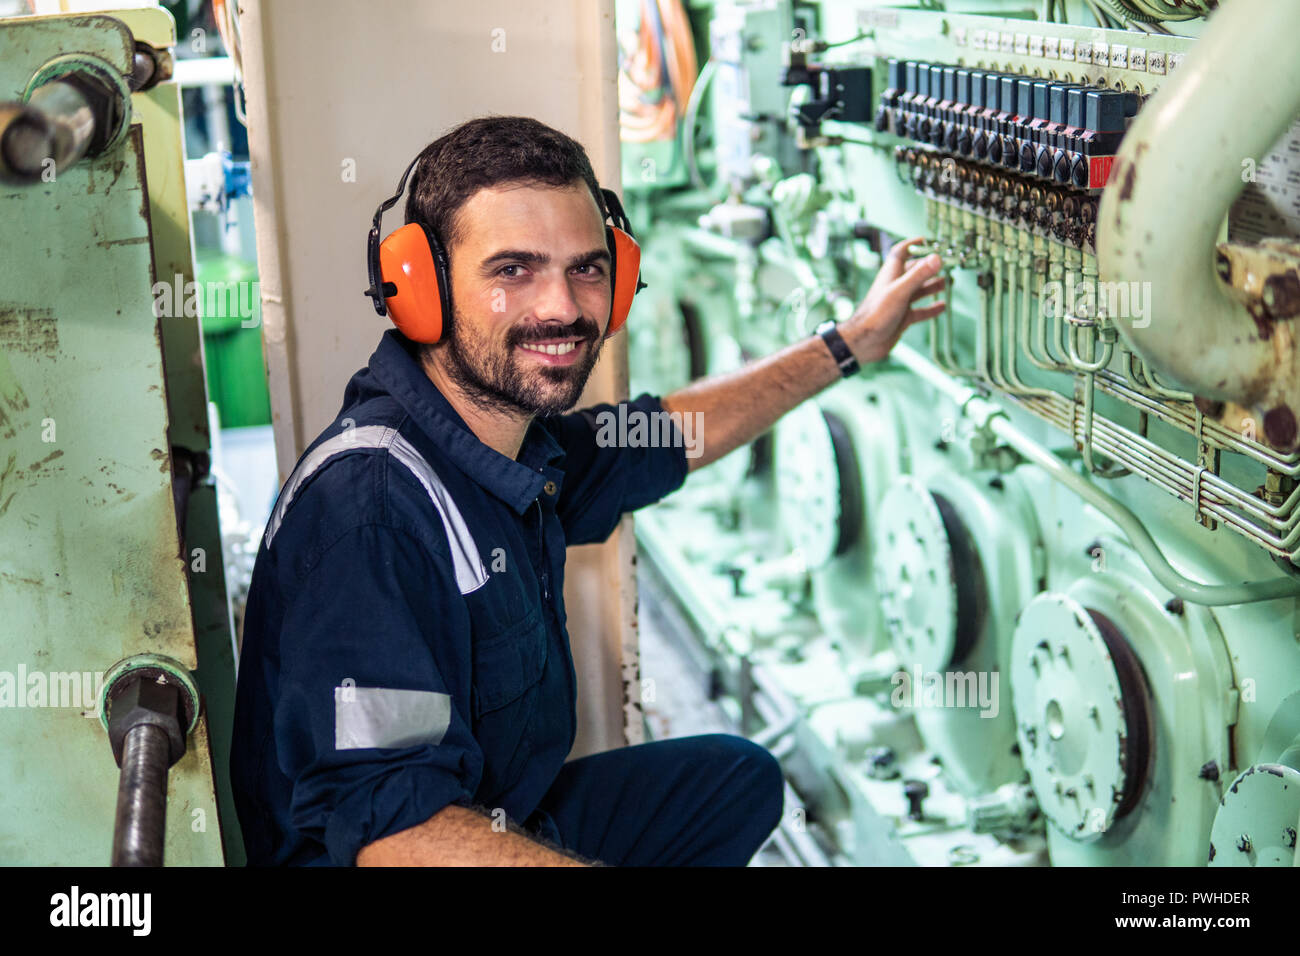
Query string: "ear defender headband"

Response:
xmin=363 ymin=157 xmax=646 ymax=344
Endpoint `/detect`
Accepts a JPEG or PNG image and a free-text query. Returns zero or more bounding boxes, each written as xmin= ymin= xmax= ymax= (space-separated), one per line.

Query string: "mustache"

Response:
xmin=507 ymin=316 xmax=601 ymax=347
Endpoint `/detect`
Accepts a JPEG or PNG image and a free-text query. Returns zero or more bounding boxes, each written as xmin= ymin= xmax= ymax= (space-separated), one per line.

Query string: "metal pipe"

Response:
xmin=1003 ymin=233 xmax=1018 ymax=384
xmin=99 ymin=657 xmax=200 ymax=867
xmin=990 ymin=238 xmax=1007 ymax=387
xmin=999 ymin=232 xmax=1056 ymax=396
xmin=1035 ymin=237 xmax=1071 ymax=370
xmin=0 ymin=80 xmax=96 ymax=181
xmin=1020 ymin=249 xmax=1057 ymax=371
xmin=1031 ymin=385 xmax=1300 ymax=550
xmin=1050 ymin=240 xmax=1072 ymax=365
xmin=1094 ymin=369 xmax=1300 ymax=475
xmin=776 ymin=781 xmax=834 ymax=867
xmin=111 ymin=724 xmax=171 ymax=867
xmin=977 ymin=257 xmax=993 ymax=382
xmin=1098 ymin=0 xmax=1300 ymax=451
xmin=1032 ymin=233 xmax=1061 ymax=368
xmin=892 ymin=343 xmax=1300 ymax=602
xmin=1008 ymin=385 xmax=1299 ymax=554
xmin=173 ymin=55 xmax=237 ymax=88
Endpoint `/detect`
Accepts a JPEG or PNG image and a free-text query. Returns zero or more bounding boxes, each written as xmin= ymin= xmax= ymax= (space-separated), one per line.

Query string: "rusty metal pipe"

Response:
xmin=1098 ymin=0 xmax=1300 ymax=452
xmin=0 ymin=81 xmax=96 ymax=182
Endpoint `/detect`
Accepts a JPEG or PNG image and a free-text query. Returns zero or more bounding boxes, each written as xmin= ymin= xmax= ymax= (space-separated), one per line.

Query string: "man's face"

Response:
xmin=432 ymin=181 xmax=612 ymax=417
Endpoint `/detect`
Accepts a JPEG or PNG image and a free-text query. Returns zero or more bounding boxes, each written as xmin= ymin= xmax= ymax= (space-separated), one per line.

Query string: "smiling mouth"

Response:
xmin=518 ymin=340 xmax=581 ymax=356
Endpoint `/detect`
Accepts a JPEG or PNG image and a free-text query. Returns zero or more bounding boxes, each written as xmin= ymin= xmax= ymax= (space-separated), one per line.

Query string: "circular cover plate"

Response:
xmin=1209 ymin=764 xmax=1300 ymax=867
xmin=1010 ymin=592 xmax=1129 ymax=842
xmin=775 ymin=402 xmax=841 ymax=570
xmin=873 ymin=476 xmax=957 ymax=672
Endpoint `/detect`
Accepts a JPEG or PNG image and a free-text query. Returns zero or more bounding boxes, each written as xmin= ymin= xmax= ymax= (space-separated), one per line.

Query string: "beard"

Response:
xmin=434 ymin=307 xmax=605 ymax=417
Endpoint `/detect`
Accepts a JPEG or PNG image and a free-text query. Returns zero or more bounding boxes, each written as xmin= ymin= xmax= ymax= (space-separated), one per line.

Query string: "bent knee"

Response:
xmin=700 ymin=734 xmax=785 ymax=827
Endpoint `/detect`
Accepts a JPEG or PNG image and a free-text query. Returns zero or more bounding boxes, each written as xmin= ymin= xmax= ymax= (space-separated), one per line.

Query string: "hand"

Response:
xmin=841 ymin=237 xmax=946 ymax=364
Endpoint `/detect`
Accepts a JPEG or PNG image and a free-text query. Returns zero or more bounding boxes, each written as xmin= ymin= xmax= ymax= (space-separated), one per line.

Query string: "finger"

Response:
xmin=910 ymin=276 xmax=946 ymax=301
xmin=895 ymin=254 xmax=943 ymax=292
xmin=905 ymin=302 xmax=947 ymax=325
xmin=886 ymin=237 xmax=927 ymax=268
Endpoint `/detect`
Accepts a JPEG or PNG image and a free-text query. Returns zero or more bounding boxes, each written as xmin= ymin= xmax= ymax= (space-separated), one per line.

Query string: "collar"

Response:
xmin=368 ymin=329 xmax=565 ymax=514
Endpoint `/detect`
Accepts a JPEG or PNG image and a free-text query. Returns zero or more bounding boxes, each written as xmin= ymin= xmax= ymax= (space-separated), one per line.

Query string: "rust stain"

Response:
xmin=1118 ymin=164 xmax=1135 ymax=202
xmin=24 ymin=449 xmax=62 ymax=472
xmin=0 ymin=570 xmax=43 ymax=588
xmin=0 ymin=306 xmax=58 ymax=356
xmin=95 ymin=235 xmax=150 ymax=250
xmin=1264 ymin=406 xmax=1298 ymax=449
xmin=1116 ymin=143 xmax=1148 ymax=204
xmin=1248 ymin=303 xmax=1274 ymax=341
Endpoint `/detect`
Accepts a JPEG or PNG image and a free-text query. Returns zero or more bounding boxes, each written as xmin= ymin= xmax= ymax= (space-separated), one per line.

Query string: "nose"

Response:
xmin=532 ymin=270 xmax=582 ymax=325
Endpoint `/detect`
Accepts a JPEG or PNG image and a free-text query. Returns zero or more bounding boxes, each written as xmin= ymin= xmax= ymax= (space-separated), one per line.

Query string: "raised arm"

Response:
xmin=660 ymin=241 xmax=944 ymax=472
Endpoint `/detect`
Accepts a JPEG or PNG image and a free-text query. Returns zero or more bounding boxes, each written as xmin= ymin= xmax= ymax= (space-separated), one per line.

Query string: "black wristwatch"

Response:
xmin=814 ymin=319 xmax=860 ymax=378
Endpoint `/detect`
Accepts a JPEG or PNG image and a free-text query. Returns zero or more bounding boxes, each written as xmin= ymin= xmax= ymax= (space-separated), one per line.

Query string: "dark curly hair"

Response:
xmin=404 ymin=115 xmax=608 ymax=252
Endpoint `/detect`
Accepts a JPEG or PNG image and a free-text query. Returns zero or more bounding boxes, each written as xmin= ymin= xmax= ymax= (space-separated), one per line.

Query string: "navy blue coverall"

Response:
xmin=230 ymin=329 xmax=783 ymax=865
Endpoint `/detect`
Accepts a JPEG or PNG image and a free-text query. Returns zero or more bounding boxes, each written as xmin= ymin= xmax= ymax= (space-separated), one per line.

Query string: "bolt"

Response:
xmin=723 ymin=567 xmax=745 ymax=597
xmin=1236 ymin=834 xmax=1252 ymax=853
xmin=1198 ymin=760 xmax=1219 ymax=782
xmin=706 ymin=668 xmax=725 ymax=701
xmin=865 ymin=746 xmax=900 ymax=780
xmin=903 ymin=779 xmax=930 ymax=821
xmin=1165 ymin=597 xmax=1185 ymax=616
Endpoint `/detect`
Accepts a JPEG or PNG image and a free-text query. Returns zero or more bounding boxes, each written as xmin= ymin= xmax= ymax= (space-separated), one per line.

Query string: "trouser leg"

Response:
xmin=533 ymin=733 xmax=784 ymax=866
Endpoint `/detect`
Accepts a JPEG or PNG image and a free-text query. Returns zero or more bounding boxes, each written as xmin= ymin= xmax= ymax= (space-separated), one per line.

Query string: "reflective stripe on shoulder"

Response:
xmin=264 ymin=425 xmax=488 ymax=594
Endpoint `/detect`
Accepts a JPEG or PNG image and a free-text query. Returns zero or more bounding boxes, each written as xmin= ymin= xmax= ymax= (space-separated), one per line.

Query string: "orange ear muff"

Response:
xmin=606 ymin=225 xmax=641 ymax=337
xmin=378 ymin=222 xmax=449 ymax=344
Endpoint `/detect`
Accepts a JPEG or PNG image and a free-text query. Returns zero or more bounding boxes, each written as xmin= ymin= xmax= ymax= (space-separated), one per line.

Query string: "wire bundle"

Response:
xmin=211 ymin=0 xmax=247 ymax=125
xmin=1098 ymin=0 xmax=1218 ymax=22
xmin=618 ymin=0 xmax=698 ymax=143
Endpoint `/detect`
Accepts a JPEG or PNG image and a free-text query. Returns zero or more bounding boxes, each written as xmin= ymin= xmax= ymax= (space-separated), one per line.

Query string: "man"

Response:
xmin=231 ymin=116 xmax=943 ymax=866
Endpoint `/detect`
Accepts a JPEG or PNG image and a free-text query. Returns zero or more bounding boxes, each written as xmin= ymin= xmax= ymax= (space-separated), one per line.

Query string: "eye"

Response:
xmin=497 ymin=264 xmax=525 ymax=278
xmin=573 ymin=263 xmax=606 ymax=278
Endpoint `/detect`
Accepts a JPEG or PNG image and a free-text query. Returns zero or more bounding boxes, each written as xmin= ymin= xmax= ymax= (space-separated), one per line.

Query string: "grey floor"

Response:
xmin=637 ymin=566 xmax=792 ymax=867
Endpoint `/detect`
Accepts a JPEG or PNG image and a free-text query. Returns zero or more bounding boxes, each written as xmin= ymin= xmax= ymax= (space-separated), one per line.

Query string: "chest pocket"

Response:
xmin=471 ymin=607 xmax=547 ymax=715
xmin=468 ymin=603 xmax=549 ymax=800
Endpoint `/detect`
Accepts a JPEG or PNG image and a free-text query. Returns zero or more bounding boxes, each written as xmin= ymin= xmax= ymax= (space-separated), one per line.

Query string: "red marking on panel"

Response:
xmin=1090 ymin=155 xmax=1115 ymax=190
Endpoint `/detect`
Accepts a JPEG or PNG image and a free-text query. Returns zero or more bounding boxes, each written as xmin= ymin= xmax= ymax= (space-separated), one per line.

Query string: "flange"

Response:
xmin=1208 ymin=764 xmax=1300 ymax=866
xmin=775 ymin=403 xmax=860 ymax=570
xmin=873 ymin=476 xmax=982 ymax=672
xmin=1010 ymin=592 xmax=1154 ymax=842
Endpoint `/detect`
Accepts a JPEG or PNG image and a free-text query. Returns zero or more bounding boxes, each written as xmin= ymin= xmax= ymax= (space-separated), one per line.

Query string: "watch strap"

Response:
xmin=816 ymin=320 xmax=860 ymax=378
